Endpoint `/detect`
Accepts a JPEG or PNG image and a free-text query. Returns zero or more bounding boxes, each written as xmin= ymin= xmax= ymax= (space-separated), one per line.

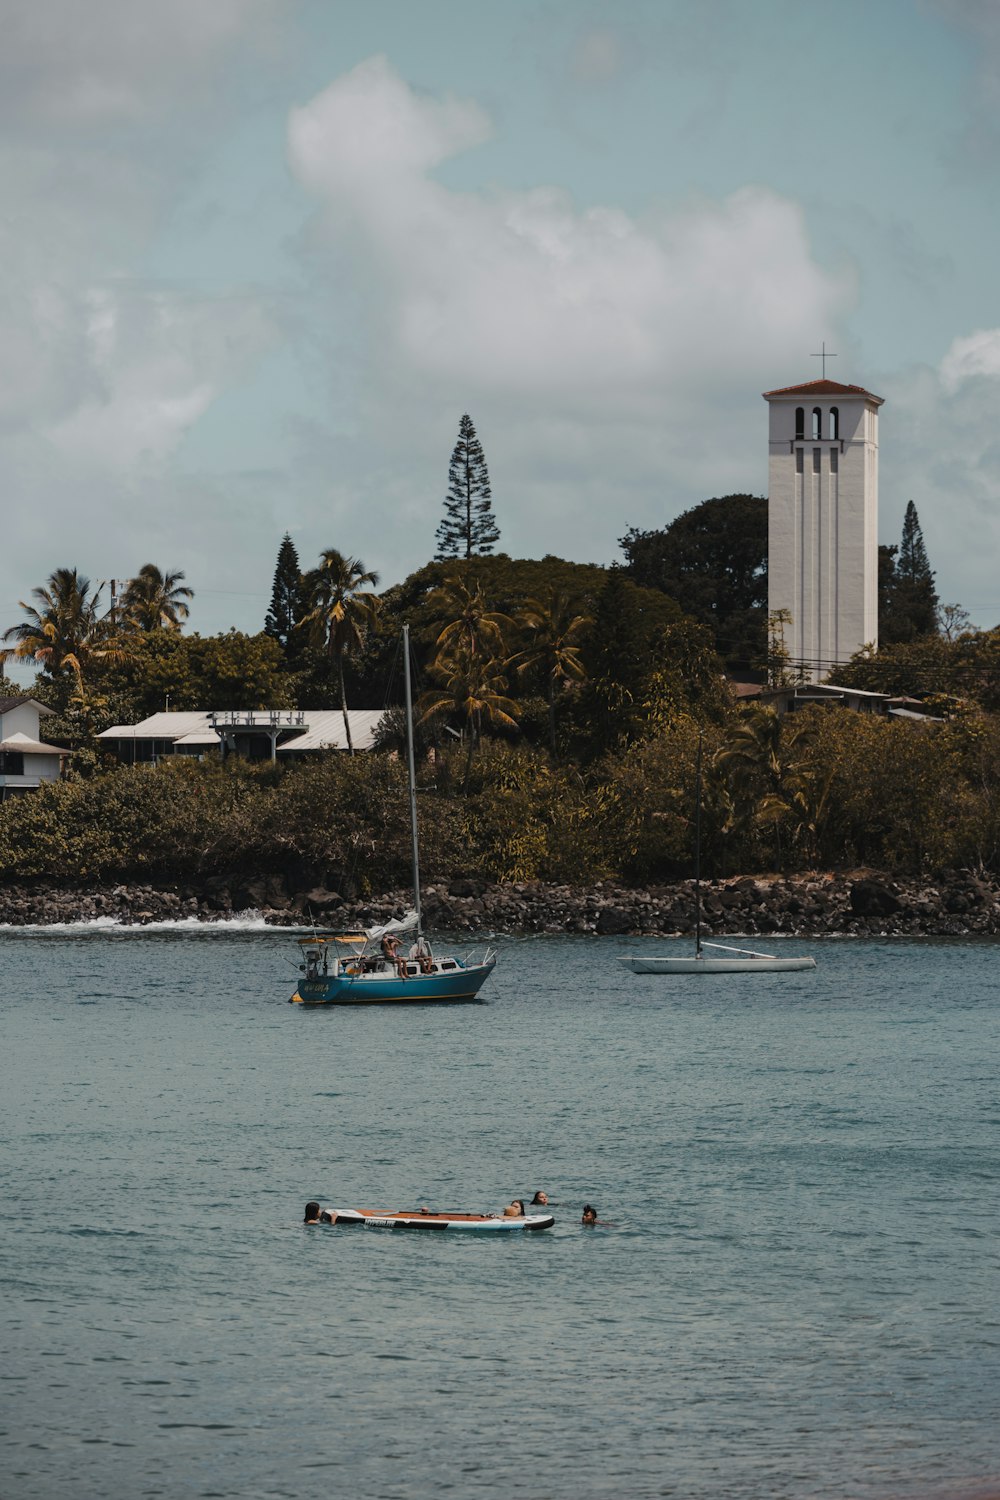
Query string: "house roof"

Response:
xmin=98 ymin=708 xmax=385 ymax=752
xmin=276 ymin=709 xmax=385 ymax=753
xmin=762 ymin=378 xmax=883 ymax=405
xmin=0 ymin=731 xmax=63 ymax=755
xmin=821 ymin=683 xmax=892 ymax=699
xmin=173 ymin=729 xmax=223 ymax=746
xmin=0 ymin=696 xmax=55 ymax=717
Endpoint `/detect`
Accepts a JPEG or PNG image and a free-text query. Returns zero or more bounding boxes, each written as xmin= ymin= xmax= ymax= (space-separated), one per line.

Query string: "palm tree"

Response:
xmin=418 ymin=641 xmax=519 ymax=788
xmin=423 ymin=575 xmax=512 ymax=662
xmin=299 ymin=550 xmax=380 ymax=754
xmin=120 ymin=565 xmax=193 ymax=631
xmin=716 ymin=707 xmax=822 ymax=865
xmin=510 ymin=589 xmax=591 ymax=757
xmin=0 ymin=567 xmax=134 ymax=735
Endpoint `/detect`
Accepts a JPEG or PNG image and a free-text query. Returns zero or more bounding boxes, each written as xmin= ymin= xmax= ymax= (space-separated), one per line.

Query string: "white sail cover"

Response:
xmin=365 ymin=910 xmax=418 ymax=942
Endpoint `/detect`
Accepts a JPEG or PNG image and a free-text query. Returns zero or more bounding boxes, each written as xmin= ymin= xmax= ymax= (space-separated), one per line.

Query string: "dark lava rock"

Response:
xmin=595 ymin=907 xmax=633 ymax=935
xmin=849 ymin=879 xmax=902 ymax=917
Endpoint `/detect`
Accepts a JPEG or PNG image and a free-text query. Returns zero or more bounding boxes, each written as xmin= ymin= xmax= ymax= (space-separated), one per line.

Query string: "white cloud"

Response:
xmin=280 ymin=56 xmax=851 ymax=579
xmin=569 ymin=28 xmax=626 ymax=86
xmin=45 ymin=286 xmax=279 ymax=471
xmin=288 ymin=58 xmax=847 ymax=412
xmin=0 ymin=0 xmax=283 ymax=127
xmin=0 ymin=0 xmax=290 ymax=645
xmin=940 ymin=326 xmax=1000 ymax=390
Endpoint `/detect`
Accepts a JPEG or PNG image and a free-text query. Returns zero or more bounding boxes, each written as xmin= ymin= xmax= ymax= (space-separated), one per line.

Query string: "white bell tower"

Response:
xmin=764 ymin=378 xmax=882 ymax=683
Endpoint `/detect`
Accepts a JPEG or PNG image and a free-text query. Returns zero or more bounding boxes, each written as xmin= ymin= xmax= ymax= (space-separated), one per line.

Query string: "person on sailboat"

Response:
xmin=408 ymin=936 xmax=433 ymax=973
xmin=381 ymin=932 xmax=407 ymax=978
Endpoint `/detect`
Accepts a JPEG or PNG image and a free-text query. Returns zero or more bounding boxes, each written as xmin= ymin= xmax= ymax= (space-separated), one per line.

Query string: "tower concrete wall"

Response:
xmin=765 ymin=384 xmax=880 ymax=683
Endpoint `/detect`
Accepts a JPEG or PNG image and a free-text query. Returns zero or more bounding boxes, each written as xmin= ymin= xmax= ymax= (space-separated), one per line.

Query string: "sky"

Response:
xmin=3 ymin=0 xmax=1000 ymax=663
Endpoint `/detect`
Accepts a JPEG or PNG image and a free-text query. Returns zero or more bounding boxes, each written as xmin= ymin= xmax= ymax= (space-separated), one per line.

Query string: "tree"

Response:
xmin=418 ymin=641 xmax=519 ymax=789
xmin=578 ymin=572 xmax=684 ymax=754
xmin=939 ymin=603 xmax=972 ymax=642
xmin=620 ymin=495 xmax=768 ymax=668
xmin=120 ymin=564 xmax=193 ymax=631
xmin=0 ymin=567 xmax=134 ymax=736
xmin=264 ymin=534 xmax=305 ymax=652
xmin=435 ymin=414 xmax=500 ymax=560
xmin=195 ymin=631 xmax=293 ymax=711
xmin=880 ymin=503 xmax=939 ymax=643
xmin=424 ymin=575 xmax=512 ymax=662
xmin=715 ymin=706 xmax=824 ymax=866
xmin=511 ymin=589 xmax=592 ymax=757
xmin=299 ymin=550 xmax=380 ymax=754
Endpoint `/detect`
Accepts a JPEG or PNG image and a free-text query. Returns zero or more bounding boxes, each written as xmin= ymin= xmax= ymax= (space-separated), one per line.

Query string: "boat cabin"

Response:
xmin=299 ymin=934 xmax=463 ymax=983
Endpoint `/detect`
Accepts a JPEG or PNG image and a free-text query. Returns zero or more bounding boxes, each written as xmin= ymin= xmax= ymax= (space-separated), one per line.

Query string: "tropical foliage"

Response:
xmin=0 ymin=568 xmax=135 ymax=737
xmin=620 ymin=494 xmax=768 ymax=668
xmin=119 ymin=565 xmax=193 ymax=631
xmin=298 ymin=550 xmax=380 ymax=754
xmin=510 ymin=588 xmax=591 ymax=756
xmin=5 ymin=704 xmax=1000 ymax=887
xmin=2 ymin=504 xmax=993 ymax=893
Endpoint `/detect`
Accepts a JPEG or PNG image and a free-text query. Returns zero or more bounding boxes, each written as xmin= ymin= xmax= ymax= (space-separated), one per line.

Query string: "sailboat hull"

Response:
xmin=291 ymin=957 xmax=497 ymax=1005
xmin=621 ymin=955 xmax=816 ymax=974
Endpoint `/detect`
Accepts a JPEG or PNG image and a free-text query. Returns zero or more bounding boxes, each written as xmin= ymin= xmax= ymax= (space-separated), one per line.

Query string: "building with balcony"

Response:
xmin=97 ymin=708 xmax=386 ymax=764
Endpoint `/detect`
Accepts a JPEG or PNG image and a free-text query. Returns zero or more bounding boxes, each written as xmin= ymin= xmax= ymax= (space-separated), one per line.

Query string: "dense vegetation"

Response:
xmin=3 ymin=702 xmax=1000 ymax=889
xmin=2 ymin=491 xmax=994 ymax=889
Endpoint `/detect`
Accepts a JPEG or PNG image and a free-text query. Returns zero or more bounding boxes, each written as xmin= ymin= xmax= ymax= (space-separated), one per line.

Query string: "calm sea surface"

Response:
xmin=2 ymin=923 xmax=999 ymax=1500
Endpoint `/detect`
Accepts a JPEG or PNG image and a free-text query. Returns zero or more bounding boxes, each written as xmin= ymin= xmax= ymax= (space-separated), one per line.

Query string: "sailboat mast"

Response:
xmin=694 ymin=732 xmax=703 ymax=958
xmin=402 ymin=624 xmax=422 ymax=935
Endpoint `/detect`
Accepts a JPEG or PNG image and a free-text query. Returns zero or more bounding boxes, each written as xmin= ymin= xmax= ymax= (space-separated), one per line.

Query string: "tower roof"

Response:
xmin=762 ymin=379 xmax=883 ymax=405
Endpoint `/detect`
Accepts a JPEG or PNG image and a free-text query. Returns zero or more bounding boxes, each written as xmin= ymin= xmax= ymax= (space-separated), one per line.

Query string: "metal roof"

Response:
xmin=0 ymin=732 xmax=63 ymax=755
xmin=276 ymin=709 xmax=384 ymax=752
xmin=172 ymin=729 xmax=223 ymax=746
xmin=97 ymin=708 xmax=385 ymax=752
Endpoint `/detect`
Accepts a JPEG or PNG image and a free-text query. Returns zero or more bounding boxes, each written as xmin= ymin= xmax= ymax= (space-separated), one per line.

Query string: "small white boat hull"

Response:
xmin=620 ymin=954 xmax=816 ymax=974
xmin=319 ymin=1208 xmax=555 ymax=1232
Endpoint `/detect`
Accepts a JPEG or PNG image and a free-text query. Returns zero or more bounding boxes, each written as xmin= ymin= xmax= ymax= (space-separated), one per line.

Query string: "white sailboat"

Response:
xmin=619 ymin=734 xmax=816 ymax=976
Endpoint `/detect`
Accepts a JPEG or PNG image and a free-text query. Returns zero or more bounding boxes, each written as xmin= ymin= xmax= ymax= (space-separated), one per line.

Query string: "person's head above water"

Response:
xmin=304 ymin=1201 xmax=321 ymax=1223
xmin=530 ymin=1190 xmax=549 ymax=1206
xmin=581 ymin=1204 xmax=597 ymax=1225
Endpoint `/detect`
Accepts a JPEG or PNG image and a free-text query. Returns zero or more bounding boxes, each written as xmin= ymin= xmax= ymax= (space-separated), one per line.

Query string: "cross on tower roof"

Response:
xmin=811 ymin=341 xmax=837 ymax=378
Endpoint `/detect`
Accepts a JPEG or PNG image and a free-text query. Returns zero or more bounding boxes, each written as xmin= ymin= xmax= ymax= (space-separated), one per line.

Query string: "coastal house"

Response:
xmin=0 ymin=696 xmax=63 ymax=800
xmin=728 ymin=680 xmax=940 ymax=722
xmin=97 ymin=708 xmax=386 ymax=765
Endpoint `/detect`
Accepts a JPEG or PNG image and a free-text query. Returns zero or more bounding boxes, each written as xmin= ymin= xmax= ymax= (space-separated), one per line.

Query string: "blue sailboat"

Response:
xmin=289 ymin=625 xmax=497 ymax=1006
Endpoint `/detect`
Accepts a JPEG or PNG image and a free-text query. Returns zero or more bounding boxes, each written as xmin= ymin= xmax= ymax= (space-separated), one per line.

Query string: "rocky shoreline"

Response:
xmin=2 ymin=868 xmax=1000 ymax=937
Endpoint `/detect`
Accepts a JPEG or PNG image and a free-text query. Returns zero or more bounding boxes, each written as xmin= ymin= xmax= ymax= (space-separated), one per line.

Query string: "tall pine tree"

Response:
xmin=435 ymin=414 xmax=501 ymax=560
xmin=880 ymin=502 xmax=939 ymax=642
xmin=264 ymin=533 xmax=305 ymax=652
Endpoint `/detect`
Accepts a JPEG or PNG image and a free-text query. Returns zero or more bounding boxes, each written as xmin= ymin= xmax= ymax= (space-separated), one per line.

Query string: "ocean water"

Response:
xmin=2 ymin=923 xmax=999 ymax=1500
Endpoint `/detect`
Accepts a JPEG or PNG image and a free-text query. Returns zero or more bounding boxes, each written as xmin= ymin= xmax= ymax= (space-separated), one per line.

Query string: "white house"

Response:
xmin=97 ymin=708 xmax=386 ymax=764
xmin=0 ymin=696 xmax=63 ymax=799
xmin=765 ymin=378 xmax=882 ymax=684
